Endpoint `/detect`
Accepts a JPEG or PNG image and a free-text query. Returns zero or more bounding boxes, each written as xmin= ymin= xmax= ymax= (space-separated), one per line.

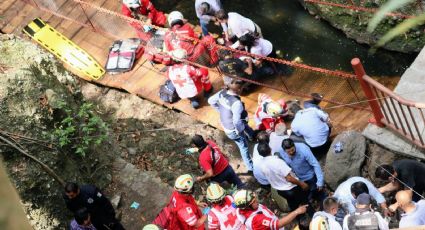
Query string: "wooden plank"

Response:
xmin=0 ymin=1 xmax=26 ymax=32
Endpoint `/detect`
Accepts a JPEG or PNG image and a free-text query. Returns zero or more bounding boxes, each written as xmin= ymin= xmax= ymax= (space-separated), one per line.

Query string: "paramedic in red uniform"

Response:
xmin=167 ymin=49 xmax=213 ymax=109
xmin=206 ymin=183 xmax=245 ymax=230
xmin=122 ymin=0 xmax=166 ymax=28
xmin=166 ymin=174 xmax=207 ymax=230
xmin=254 ymin=93 xmax=288 ymax=133
xmin=233 ymin=189 xmax=307 ymax=230
xmin=191 ymin=135 xmax=244 ymax=188
xmin=164 ymin=11 xmax=218 ymax=66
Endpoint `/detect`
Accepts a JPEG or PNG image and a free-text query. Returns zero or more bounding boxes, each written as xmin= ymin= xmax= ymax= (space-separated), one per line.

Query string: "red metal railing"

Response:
xmin=352 ymin=58 xmax=425 ymax=148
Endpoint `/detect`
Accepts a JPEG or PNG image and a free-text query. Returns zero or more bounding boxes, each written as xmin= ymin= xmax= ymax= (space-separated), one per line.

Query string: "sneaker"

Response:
xmin=191 ymin=100 xmax=200 ymax=109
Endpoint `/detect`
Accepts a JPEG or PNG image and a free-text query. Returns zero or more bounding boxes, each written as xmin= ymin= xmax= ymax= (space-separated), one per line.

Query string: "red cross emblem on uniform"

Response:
xmin=172 ymin=74 xmax=187 ymax=87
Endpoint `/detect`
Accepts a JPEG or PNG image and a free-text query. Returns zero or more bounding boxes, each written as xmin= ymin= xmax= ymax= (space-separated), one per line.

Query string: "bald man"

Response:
xmin=389 ymin=190 xmax=425 ymax=228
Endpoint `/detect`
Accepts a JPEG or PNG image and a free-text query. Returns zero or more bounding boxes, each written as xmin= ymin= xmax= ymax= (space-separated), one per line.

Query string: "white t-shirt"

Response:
xmin=231 ymin=38 xmax=273 ymax=58
xmin=399 ymin=200 xmax=425 ymax=228
xmin=195 ymin=0 xmax=222 ymax=21
xmin=269 ymin=132 xmax=289 ymax=156
xmin=252 ymin=144 xmax=270 ymax=185
xmin=224 ymin=12 xmax=256 ymax=38
xmin=260 ymin=155 xmax=297 ymax=191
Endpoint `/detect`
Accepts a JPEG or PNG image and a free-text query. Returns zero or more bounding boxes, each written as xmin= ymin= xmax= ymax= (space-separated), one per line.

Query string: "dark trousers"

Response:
xmin=212 ymin=165 xmax=244 ymax=188
xmin=277 ymin=186 xmax=309 ymax=211
xmin=92 ymin=216 xmax=125 ymax=230
xmin=310 ymin=140 xmax=331 ymax=157
xmin=304 ymin=176 xmax=327 ymax=207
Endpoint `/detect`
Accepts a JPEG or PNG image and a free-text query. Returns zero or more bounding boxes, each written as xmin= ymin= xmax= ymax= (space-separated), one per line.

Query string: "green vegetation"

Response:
xmin=52 ymin=100 xmax=109 ymax=157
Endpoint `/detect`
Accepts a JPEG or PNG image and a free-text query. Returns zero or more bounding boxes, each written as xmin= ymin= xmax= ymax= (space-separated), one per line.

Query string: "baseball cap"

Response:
xmin=356 ymin=193 xmax=371 ymax=205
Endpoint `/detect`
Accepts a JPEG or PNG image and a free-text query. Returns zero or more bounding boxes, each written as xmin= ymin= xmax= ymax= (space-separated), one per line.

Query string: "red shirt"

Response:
xmin=121 ymin=0 xmax=166 ymax=27
xmin=199 ymin=140 xmax=229 ymax=176
xmin=237 ymin=204 xmax=279 ymax=230
xmin=168 ymin=191 xmax=204 ymax=230
xmin=164 ymin=24 xmax=197 ymax=55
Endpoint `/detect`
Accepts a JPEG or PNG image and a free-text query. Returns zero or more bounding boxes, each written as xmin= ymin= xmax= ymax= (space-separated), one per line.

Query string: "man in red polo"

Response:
xmin=192 ymin=135 xmax=244 ymax=188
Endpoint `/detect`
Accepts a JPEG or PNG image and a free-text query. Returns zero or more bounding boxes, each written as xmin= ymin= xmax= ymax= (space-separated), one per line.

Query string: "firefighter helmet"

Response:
xmin=206 ymin=183 xmax=226 ymax=203
xmin=174 ymin=174 xmax=194 ymax=193
xmin=233 ymin=189 xmax=255 ymax=209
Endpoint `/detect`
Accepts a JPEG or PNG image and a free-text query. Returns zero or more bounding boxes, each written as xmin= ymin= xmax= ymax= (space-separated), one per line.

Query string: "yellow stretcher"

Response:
xmin=23 ymin=18 xmax=105 ymax=80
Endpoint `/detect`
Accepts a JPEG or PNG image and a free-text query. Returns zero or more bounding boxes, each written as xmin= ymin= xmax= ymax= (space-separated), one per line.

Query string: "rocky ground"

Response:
xmin=299 ymin=0 xmax=425 ymax=53
xmin=0 ymin=33 xmax=415 ymax=229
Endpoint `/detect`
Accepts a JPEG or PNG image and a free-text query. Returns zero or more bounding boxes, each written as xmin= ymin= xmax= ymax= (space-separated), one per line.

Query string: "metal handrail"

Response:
xmin=363 ymin=75 xmax=425 ymax=109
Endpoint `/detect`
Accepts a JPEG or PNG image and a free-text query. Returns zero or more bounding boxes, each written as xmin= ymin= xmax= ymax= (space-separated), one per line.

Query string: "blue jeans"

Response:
xmin=200 ymin=19 xmax=209 ymax=36
xmin=212 ymin=165 xmax=244 ymax=188
xmin=225 ymin=130 xmax=253 ymax=171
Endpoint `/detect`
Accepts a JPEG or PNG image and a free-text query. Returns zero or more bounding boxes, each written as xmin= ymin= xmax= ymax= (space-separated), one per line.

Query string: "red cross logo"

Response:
xmin=172 ymin=74 xmax=187 ymax=87
xmin=223 ymin=212 xmax=237 ymax=228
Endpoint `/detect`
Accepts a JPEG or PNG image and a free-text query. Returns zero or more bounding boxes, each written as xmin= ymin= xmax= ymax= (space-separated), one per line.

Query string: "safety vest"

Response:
xmin=168 ymin=64 xmax=198 ymax=99
xmin=210 ymin=196 xmax=245 ymax=230
xmin=347 ymin=211 xmax=379 ymax=230
xmin=217 ymin=90 xmax=247 ymax=131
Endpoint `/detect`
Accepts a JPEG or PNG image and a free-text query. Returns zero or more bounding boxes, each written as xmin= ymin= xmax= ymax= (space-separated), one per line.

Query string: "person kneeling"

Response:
xmin=167 ymin=49 xmax=213 ymax=109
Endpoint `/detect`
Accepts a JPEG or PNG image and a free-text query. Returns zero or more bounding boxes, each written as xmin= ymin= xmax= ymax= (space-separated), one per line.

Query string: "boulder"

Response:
xmin=324 ymin=131 xmax=366 ymax=190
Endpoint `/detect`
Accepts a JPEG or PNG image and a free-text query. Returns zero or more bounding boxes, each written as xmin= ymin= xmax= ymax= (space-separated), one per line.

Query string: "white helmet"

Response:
xmin=174 ymin=174 xmax=194 ymax=193
xmin=123 ymin=0 xmax=140 ymax=8
xmin=206 ymin=183 xmax=226 ymax=203
xmin=233 ymin=189 xmax=256 ymax=209
xmin=168 ymin=11 xmax=184 ymax=27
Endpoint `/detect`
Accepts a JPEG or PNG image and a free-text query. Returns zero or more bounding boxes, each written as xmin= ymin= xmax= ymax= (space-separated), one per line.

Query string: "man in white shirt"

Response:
xmin=252 ymin=132 xmax=271 ymax=189
xmin=311 ymin=197 xmax=342 ymax=230
xmin=258 ymin=142 xmax=310 ymax=213
xmin=215 ymin=9 xmax=262 ymax=42
xmin=333 ymin=177 xmax=389 ymax=224
xmin=389 ymin=190 xmax=425 ymax=228
xmin=269 ymin=123 xmax=290 ymax=155
xmin=342 ymin=193 xmax=389 ymax=230
xmin=195 ymin=0 xmax=222 ymax=36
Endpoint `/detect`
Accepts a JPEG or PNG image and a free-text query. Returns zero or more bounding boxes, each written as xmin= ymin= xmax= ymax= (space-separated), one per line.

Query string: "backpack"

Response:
xmin=159 ymin=80 xmax=180 ymax=103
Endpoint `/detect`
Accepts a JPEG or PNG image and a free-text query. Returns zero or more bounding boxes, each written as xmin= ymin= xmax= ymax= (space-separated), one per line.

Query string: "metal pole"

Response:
xmin=351 ymin=58 xmax=385 ymax=127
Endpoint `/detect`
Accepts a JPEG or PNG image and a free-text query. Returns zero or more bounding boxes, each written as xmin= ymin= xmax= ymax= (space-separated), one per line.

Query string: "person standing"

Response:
xmin=376 ymin=159 xmax=425 ymax=202
xmin=206 ymin=183 xmax=245 ymax=230
xmin=257 ymin=143 xmax=310 ymax=212
xmin=191 ymin=135 xmax=244 ymax=188
xmin=279 ymin=139 xmax=326 ymax=205
xmin=342 ymin=194 xmax=389 ymax=230
xmin=63 ymin=182 xmax=124 ymax=230
xmin=215 ymin=10 xmax=262 ymax=43
xmin=208 ymin=79 xmax=255 ymax=173
xmin=291 ymin=107 xmax=331 ymax=156
xmin=233 ymin=189 xmax=307 ymax=230
xmin=167 ymin=50 xmax=213 ymax=109
xmin=166 ymin=174 xmax=207 ymax=230
xmin=252 ymin=132 xmax=271 ymax=189
xmin=195 ymin=0 xmax=222 ymax=36
xmin=389 ymin=190 xmax=425 ymax=228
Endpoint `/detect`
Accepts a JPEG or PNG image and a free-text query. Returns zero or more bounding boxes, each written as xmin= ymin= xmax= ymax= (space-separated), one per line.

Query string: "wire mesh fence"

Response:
xmin=20 ymin=0 xmax=408 ymax=110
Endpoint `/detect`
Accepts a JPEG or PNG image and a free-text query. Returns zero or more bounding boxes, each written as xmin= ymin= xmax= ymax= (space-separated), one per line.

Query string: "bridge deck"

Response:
xmin=0 ymin=0 xmax=399 ymax=135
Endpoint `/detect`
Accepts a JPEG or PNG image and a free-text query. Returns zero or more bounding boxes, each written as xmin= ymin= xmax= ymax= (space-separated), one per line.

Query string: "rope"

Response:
xmin=71 ymin=0 xmax=356 ymax=79
xmin=304 ymin=0 xmax=415 ymax=19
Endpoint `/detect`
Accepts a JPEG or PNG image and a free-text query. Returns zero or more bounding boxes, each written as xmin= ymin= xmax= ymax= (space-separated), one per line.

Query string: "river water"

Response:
xmin=156 ymin=0 xmax=417 ymax=76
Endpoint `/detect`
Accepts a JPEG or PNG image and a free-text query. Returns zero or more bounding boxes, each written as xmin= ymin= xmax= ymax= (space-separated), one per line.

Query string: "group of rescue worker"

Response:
xmin=65 ymin=0 xmax=425 ymax=229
